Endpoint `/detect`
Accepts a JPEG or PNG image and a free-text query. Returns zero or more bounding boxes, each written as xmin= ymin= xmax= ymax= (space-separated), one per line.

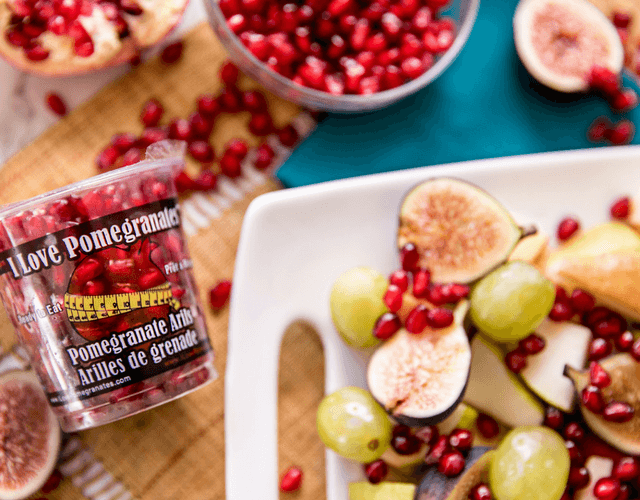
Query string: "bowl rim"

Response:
xmin=207 ymin=0 xmax=481 ymax=112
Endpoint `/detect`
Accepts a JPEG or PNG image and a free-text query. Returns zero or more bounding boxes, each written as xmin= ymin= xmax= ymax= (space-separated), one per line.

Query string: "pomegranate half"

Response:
xmin=0 ymin=0 xmax=188 ymax=76
xmin=0 ymin=369 xmax=61 ymax=499
xmin=513 ymin=0 xmax=624 ymax=93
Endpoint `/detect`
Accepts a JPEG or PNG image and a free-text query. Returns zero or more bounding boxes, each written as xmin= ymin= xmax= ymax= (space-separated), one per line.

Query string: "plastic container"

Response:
xmin=0 ymin=142 xmax=216 ymax=432
xmin=205 ymin=0 xmax=479 ymax=113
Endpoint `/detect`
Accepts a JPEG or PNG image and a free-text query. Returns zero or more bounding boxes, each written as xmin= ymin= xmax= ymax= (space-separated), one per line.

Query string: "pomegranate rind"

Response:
xmin=398 ymin=177 xmax=522 ymax=284
xmin=566 ymin=354 xmax=640 ymax=455
xmin=513 ymin=0 xmax=624 ymax=93
xmin=0 ymin=369 xmax=61 ymax=500
xmin=0 ymin=0 xmax=188 ymax=76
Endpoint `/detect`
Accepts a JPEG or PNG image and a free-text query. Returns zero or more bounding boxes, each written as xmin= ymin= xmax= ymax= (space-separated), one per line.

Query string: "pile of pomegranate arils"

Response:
xmin=219 ymin=0 xmax=457 ymax=95
xmin=95 ymin=57 xmax=302 ymax=193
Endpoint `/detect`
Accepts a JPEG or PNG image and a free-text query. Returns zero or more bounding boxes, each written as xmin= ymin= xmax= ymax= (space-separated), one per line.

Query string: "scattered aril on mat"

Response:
xmin=209 ymin=280 xmax=232 ymax=310
xmin=610 ymin=196 xmax=630 ymax=220
xmin=161 ymin=41 xmax=184 ymax=64
xmin=279 ymin=466 xmax=303 ymax=492
xmin=45 ymin=93 xmax=67 ymax=117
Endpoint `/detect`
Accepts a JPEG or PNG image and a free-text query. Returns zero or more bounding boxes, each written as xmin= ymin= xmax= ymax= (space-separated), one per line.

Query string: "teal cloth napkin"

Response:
xmin=276 ymin=0 xmax=640 ymax=188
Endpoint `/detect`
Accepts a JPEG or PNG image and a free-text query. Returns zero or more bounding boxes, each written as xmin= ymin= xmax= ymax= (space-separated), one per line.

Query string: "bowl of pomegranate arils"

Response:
xmin=0 ymin=0 xmax=188 ymax=76
xmin=206 ymin=0 xmax=479 ymax=112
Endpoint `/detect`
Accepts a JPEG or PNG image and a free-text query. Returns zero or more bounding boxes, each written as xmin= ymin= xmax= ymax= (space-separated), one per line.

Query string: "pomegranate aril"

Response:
xmin=476 ymin=413 xmax=499 ymax=439
xmin=505 ymin=349 xmax=527 ymax=374
xmin=549 ymin=301 xmax=574 ymax=322
xmin=606 ymin=120 xmax=635 ymax=145
xmin=111 ymin=133 xmax=137 ymax=153
xmin=175 ymin=171 xmax=199 ymax=193
xmin=632 ymin=338 xmax=640 ymax=361
xmin=5 ymin=29 xmax=29 ymax=47
xmin=242 ymin=90 xmax=268 ymax=112
xmin=248 ymin=112 xmax=274 ymax=136
xmin=45 ymin=92 xmax=67 ymax=117
xmin=350 ymin=18 xmax=370 ymax=50
xmin=448 ymin=428 xmax=473 ymax=453
xmin=612 ymin=457 xmax=639 ymax=481
xmin=412 ymin=268 xmax=430 ymax=298
xmin=277 ymin=124 xmax=299 ymax=148
xmin=121 ymin=148 xmax=142 ymax=166
xmin=438 ymin=450 xmax=465 ymax=477
xmin=41 ymin=469 xmax=62 ymax=494
xmin=138 ymin=126 xmax=168 ymax=147
xmin=344 ymin=61 xmax=366 ymax=93
xmin=543 ymin=406 xmax=564 ymax=430
xmin=570 ymin=289 xmax=595 ymax=312
xmin=140 ymin=99 xmax=164 ymax=127
xmin=602 ymin=402 xmax=634 ymax=423
xmin=188 ymin=141 xmax=214 ymax=163
xmin=590 ymin=361 xmax=612 ymax=388
xmin=194 ymin=171 xmax=218 ymax=191
xmin=610 ymin=196 xmax=631 ymax=220
xmin=219 ymin=87 xmax=242 ymax=112
xmin=469 ymin=483 xmax=492 ymax=500
xmin=593 ymin=317 xmax=625 ymax=338
xmin=589 ymin=66 xmax=620 ymax=96
xmin=96 ymin=145 xmax=120 ymax=171
xmin=219 ymin=154 xmax=242 ymax=178
xmin=584 ymin=307 xmax=612 ymax=327
xmin=373 ymin=312 xmax=402 ymax=340
xmin=617 ymin=484 xmax=630 ymax=500
xmin=412 ymin=7 xmax=432 ymax=33
xmin=388 ymin=270 xmax=409 ymax=293
xmin=384 ymin=284 xmax=403 ymax=312
xmin=426 ymin=307 xmax=453 ymax=329
xmin=392 ymin=434 xmax=421 ymax=455
xmin=610 ymin=89 xmax=638 ymax=113
xmin=255 ymin=143 xmax=275 ymax=170
xmin=615 ymin=331 xmax=634 ymax=352
xmin=568 ymin=466 xmax=591 ymax=489
xmin=566 ymin=440 xmax=584 ymax=466
xmin=518 ymin=334 xmax=546 ymax=355
xmin=168 ymin=118 xmax=192 ymax=142
xmin=381 ymin=12 xmax=402 ymax=39
xmin=424 ymin=435 xmax=449 ymax=465
xmin=401 ymin=56 xmax=425 ymax=79
xmin=613 ymin=11 xmax=631 ymax=28
xmin=279 ymin=466 xmax=302 ymax=492
xmin=356 ymin=50 xmax=376 ymax=70
xmin=363 ymin=459 xmax=387 ymax=484
xmin=441 ymin=283 xmax=470 ymax=303
xmin=593 ymin=477 xmax=621 ymax=500
xmin=588 ymin=117 xmax=611 ymax=143
xmin=415 ymin=425 xmax=439 ymax=445
xmin=25 ymin=44 xmax=50 ymax=61
xmin=400 ymin=242 xmax=420 ymax=271
xmin=557 ymin=217 xmax=580 ymax=241
xmin=209 ymin=280 xmax=232 ymax=309
xmin=198 ymin=94 xmax=221 ymax=117
xmin=227 ymin=13 xmax=247 ymax=34
xmin=406 ymin=304 xmax=428 ymax=334
xmin=589 ymin=338 xmax=613 ymax=361
xmin=564 ymin=422 xmax=586 ymax=442
xmin=161 ymin=41 xmax=183 ymax=64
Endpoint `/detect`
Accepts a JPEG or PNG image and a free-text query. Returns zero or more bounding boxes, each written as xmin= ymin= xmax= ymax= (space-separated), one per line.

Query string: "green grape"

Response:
xmin=489 ymin=426 xmax=570 ymax=500
xmin=469 ymin=261 xmax=555 ymax=343
xmin=330 ymin=267 xmax=389 ymax=348
xmin=317 ymin=386 xmax=392 ymax=463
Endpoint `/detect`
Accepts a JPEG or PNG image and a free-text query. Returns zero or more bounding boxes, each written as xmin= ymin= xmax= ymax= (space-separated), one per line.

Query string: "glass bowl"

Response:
xmin=205 ymin=0 xmax=480 ymax=113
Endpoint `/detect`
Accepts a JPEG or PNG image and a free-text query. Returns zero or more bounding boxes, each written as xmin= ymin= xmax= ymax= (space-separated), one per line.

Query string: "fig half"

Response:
xmin=513 ymin=0 xmax=624 ymax=93
xmin=367 ymin=301 xmax=471 ymax=427
xmin=398 ymin=178 xmax=522 ymax=284
xmin=0 ymin=369 xmax=61 ymax=499
xmin=565 ymin=354 xmax=640 ymax=455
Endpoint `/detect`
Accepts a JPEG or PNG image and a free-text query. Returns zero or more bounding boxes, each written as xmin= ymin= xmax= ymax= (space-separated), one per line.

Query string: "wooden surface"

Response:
xmin=0 ymin=22 xmax=325 ymax=500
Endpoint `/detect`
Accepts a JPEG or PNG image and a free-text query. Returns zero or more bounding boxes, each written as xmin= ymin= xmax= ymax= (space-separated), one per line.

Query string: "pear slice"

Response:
xmin=565 ymin=354 xmax=640 ymax=455
xmin=463 ymin=335 xmax=544 ymax=428
xmin=573 ymin=456 xmax=614 ymax=500
xmin=349 ymin=481 xmax=416 ymax=500
xmin=545 ymin=223 xmax=640 ymax=321
xmin=519 ymin=319 xmax=591 ymax=412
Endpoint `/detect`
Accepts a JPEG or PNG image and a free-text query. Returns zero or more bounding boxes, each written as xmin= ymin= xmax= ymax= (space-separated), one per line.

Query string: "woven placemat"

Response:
xmin=0 ymin=21 xmax=325 ymax=500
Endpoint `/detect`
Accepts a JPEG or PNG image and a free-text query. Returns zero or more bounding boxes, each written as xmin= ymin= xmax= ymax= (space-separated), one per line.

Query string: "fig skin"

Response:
xmin=414 ymin=447 xmax=494 ymax=500
xmin=398 ymin=177 xmax=522 ymax=285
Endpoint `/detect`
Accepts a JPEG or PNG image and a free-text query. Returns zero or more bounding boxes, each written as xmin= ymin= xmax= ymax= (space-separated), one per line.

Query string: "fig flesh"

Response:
xmin=513 ymin=0 xmax=624 ymax=93
xmin=398 ymin=178 xmax=522 ymax=284
xmin=0 ymin=370 xmax=61 ymax=500
xmin=415 ymin=447 xmax=493 ymax=500
xmin=565 ymin=354 xmax=640 ymax=455
xmin=366 ymin=301 xmax=471 ymax=427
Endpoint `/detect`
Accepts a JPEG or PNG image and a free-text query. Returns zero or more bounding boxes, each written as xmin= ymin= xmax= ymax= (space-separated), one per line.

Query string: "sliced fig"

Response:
xmin=0 ymin=369 xmax=61 ymax=499
xmin=565 ymin=354 xmax=640 ymax=455
xmin=367 ymin=301 xmax=471 ymax=427
xmin=513 ymin=0 xmax=624 ymax=93
xmin=398 ymin=178 xmax=522 ymax=284
xmin=415 ymin=447 xmax=493 ymax=500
